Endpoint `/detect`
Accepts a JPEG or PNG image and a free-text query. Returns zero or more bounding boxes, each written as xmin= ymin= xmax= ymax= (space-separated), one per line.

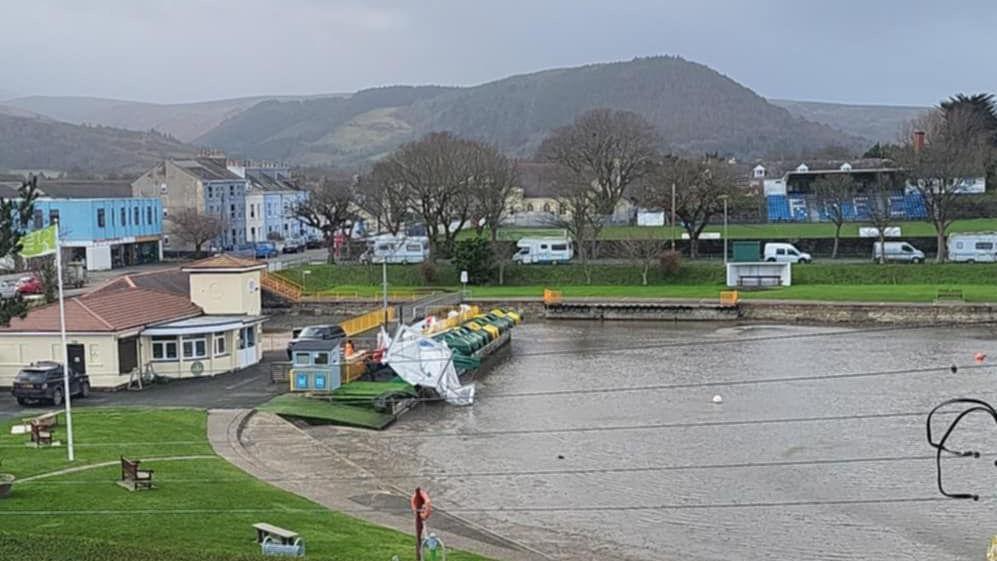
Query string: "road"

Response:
xmin=0 ymin=353 xmax=284 ymax=423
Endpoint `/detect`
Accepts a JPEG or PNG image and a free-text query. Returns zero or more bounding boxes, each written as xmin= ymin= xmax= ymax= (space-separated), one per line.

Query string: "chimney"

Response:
xmin=913 ymin=130 xmax=926 ymax=152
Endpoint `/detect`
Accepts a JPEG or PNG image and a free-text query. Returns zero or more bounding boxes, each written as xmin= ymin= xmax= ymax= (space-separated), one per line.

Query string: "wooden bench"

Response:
xmin=118 ymin=457 xmax=154 ymax=491
xmin=254 ymin=523 xmax=304 ymax=557
xmin=29 ymin=422 xmax=53 ymax=446
xmin=737 ymin=275 xmax=782 ymax=289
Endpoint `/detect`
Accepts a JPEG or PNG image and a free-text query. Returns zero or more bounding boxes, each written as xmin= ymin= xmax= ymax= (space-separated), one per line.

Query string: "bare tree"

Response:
xmin=539 ymin=108 xmax=659 ymax=246
xmin=492 ymin=240 xmax=519 ymax=286
xmin=470 ymin=147 xmax=519 ymax=241
xmin=293 ymin=175 xmax=357 ymax=263
xmin=812 ymin=174 xmax=857 ymax=259
xmin=356 ymin=163 xmax=409 ymax=236
xmin=896 ymin=98 xmax=996 ymax=261
xmin=864 ymin=175 xmax=895 ymax=264
xmin=547 ymin=168 xmax=599 ymax=284
xmin=166 ymin=208 xmax=225 ymax=258
xmin=639 ymin=156 xmax=739 ymax=259
xmin=620 ymin=234 xmax=669 ymax=285
xmin=379 ymin=132 xmax=480 ymax=258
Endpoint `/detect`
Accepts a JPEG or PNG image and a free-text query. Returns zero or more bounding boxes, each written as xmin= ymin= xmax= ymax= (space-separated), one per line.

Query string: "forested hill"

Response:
xmin=196 ymin=56 xmax=864 ymax=165
xmin=0 ymin=113 xmax=195 ymax=174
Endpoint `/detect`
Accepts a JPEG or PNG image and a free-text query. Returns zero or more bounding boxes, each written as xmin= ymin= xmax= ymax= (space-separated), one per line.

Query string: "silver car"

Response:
xmin=0 ymin=280 xmax=17 ymax=299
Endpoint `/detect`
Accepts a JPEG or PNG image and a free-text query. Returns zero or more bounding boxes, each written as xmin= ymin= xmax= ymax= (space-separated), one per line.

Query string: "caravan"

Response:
xmin=360 ymin=235 xmax=430 ymax=264
xmin=512 ymin=238 xmax=574 ymax=264
xmin=947 ymin=233 xmax=997 ymax=262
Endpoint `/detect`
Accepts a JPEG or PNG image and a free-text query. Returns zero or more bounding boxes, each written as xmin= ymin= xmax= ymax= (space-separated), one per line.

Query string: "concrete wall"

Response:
xmin=189 ymin=270 xmax=262 ymax=315
xmin=0 ymin=334 xmax=121 ymax=387
xmin=738 ymin=301 xmax=997 ymax=325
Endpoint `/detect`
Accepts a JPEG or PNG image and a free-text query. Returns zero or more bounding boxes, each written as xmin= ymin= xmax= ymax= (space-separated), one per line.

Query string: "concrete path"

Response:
xmin=207 ymin=409 xmax=547 ymax=561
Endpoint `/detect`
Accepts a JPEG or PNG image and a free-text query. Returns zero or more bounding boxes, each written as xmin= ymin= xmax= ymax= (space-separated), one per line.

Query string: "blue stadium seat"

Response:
xmin=766 ymin=195 xmax=790 ymax=221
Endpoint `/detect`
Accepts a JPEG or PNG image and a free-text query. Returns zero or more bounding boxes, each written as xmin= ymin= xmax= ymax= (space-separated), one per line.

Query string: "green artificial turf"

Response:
xmin=257 ymin=393 xmax=397 ymax=429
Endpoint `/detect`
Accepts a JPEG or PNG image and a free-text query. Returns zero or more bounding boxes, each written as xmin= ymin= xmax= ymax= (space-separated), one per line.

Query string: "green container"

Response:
xmin=732 ymin=241 xmax=761 ymax=262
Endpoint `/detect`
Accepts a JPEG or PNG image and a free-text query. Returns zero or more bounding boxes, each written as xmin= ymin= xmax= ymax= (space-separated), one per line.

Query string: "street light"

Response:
xmin=719 ymin=195 xmax=729 ymax=265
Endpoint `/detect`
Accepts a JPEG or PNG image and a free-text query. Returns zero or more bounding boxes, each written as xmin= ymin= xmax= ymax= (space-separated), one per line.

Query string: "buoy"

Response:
xmin=950 ymin=364 xmax=959 ymax=374
xmin=557 ymin=454 xmax=565 ymax=460
xmin=975 ymin=352 xmax=987 ymax=364
xmin=712 ymin=395 xmax=724 ymax=404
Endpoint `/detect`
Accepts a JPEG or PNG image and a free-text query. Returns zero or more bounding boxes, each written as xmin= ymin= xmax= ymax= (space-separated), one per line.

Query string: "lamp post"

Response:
xmin=720 ymin=195 xmax=729 ymax=265
xmin=670 ymin=182 xmax=676 ymax=251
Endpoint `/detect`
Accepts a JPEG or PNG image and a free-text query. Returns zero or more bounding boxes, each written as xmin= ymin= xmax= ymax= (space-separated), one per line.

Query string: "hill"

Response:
xmin=3 ymin=95 xmax=342 ymax=142
xmin=770 ymin=99 xmax=929 ymax=144
xmin=198 ymin=57 xmax=863 ymax=165
xmin=0 ymin=113 xmax=195 ymax=174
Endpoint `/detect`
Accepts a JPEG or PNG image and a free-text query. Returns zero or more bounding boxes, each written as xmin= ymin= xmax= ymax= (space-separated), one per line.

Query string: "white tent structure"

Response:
xmin=384 ymin=325 xmax=475 ymax=406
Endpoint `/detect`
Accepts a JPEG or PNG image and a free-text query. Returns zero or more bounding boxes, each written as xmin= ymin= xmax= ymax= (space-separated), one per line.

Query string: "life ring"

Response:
xmin=411 ymin=488 xmax=432 ymax=520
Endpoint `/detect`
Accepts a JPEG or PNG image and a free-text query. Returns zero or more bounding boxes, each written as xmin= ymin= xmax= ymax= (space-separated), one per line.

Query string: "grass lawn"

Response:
xmin=464 ymin=284 xmax=997 ymax=303
xmin=466 ymin=218 xmax=997 ymax=241
xmin=0 ymin=408 xmax=491 ymax=561
xmin=258 ymin=394 xmax=396 ymax=430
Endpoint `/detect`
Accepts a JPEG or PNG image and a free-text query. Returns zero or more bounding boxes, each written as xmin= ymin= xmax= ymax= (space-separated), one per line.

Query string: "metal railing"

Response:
xmin=261 ymin=271 xmax=303 ymax=302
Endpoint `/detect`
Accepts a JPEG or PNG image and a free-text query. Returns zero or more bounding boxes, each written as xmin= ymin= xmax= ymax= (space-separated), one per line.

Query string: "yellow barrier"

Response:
xmin=543 ymin=288 xmax=563 ymax=305
xmin=261 ymin=272 xmax=303 ymax=302
xmin=339 ymin=307 xmax=396 ymax=336
xmin=720 ymin=291 xmax=739 ymax=307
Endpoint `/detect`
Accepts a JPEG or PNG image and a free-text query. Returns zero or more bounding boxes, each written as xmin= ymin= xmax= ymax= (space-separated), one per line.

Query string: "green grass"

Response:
xmin=0 ymin=408 xmax=490 ymax=561
xmin=460 ymin=219 xmax=997 ymax=241
xmin=258 ymin=394 xmax=396 ymax=429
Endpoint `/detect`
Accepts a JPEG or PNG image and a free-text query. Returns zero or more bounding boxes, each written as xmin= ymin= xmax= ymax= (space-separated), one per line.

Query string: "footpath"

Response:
xmin=207 ymin=409 xmax=545 ymax=561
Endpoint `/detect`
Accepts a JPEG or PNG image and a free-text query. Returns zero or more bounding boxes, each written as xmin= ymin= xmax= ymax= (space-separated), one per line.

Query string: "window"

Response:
xmin=120 ymin=207 xmax=126 ymax=225
xmin=133 ymin=207 xmax=139 ymax=225
xmin=229 ymin=185 xmax=234 ymax=196
xmin=541 ymin=244 xmax=549 ymax=250
xmin=147 ymin=206 xmax=153 ymax=225
xmin=250 ymin=205 xmax=255 ymax=218
xmin=214 ymin=332 xmax=227 ymax=356
xmin=777 ymin=249 xmax=786 ymax=255
xmin=49 ymin=209 xmax=59 ymax=226
xmin=314 ymin=352 xmax=330 ymax=365
xmin=97 ymin=208 xmax=106 ymax=228
xmin=246 ymin=326 xmax=256 ymax=347
xmin=526 ymin=203 xmax=534 ymax=212
xmin=552 ymin=244 xmax=568 ymax=251
xmin=976 ymin=242 xmax=994 ymax=250
xmin=957 ymin=242 xmax=964 ymax=249
xmin=293 ymin=352 xmax=310 ymax=366
xmin=32 ymin=209 xmax=42 ymax=229
xmin=182 ymin=337 xmax=207 ymax=359
xmin=406 ymin=244 xmax=421 ymax=252
xmin=152 ymin=336 xmax=178 ymax=360
xmin=543 ymin=203 xmax=551 ymax=213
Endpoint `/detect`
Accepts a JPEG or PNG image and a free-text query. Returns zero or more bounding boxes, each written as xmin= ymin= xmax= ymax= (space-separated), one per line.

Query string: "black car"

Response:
xmin=11 ymin=361 xmax=90 ymax=406
xmin=286 ymin=324 xmax=346 ymax=359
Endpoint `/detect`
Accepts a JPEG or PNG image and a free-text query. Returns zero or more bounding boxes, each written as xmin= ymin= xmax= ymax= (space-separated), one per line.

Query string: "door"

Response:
xmin=66 ymin=344 xmax=86 ymax=374
xmin=118 ymin=337 xmax=138 ymax=374
xmin=236 ymin=326 xmax=257 ymax=368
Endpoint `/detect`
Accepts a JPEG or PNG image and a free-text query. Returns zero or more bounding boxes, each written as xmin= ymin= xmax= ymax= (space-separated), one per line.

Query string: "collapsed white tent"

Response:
xmin=384 ymin=324 xmax=475 ymax=406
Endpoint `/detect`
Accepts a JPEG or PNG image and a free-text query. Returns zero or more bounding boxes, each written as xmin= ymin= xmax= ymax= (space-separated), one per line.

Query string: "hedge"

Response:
xmin=280 ymin=262 xmax=997 ymax=290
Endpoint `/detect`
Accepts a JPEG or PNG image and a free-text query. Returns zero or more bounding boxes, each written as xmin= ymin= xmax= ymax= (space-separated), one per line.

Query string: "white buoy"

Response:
xmin=712 ymin=394 xmax=724 ymax=404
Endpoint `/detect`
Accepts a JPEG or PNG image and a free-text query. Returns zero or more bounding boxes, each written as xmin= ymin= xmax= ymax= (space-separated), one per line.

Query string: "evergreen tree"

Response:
xmin=0 ymin=177 xmax=40 ymax=325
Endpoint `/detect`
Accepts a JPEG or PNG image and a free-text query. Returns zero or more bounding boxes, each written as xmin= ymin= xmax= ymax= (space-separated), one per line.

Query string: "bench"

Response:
xmin=936 ymin=288 xmax=964 ymax=302
xmin=31 ymin=411 xmax=60 ymax=428
xmin=737 ymin=275 xmax=782 ymax=289
xmin=118 ymin=457 xmax=154 ymax=491
xmin=29 ymin=422 xmax=53 ymax=446
xmin=254 ymin=523 xmax=304 ymax=557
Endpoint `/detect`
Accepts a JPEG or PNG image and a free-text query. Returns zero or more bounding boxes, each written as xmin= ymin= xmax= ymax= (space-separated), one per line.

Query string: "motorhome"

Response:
xmin=512 ymin=238 xmax=574 ymax=264
xmin=947 ymin=233 xmax=997 ymax=263
xmin=873 ymin=242 xmax=925 ymax=263
xmin=763 ymin=242 xmax=812 ymax=264
xmin=361 ymin=235 xmax=430 ymax=264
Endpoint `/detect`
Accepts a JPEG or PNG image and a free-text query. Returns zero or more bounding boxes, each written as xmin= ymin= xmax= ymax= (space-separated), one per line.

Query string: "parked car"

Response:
xmin=763 ymin=243 xmax=812 ymax=264
xmin=512 ymin=238 xmax=574 ymax=264
xmin=282 ymin=238 xmax=304 ymax=254
xmin=873 ymin=241 xmax=925 ymax=263
xmin=947 ymin=233 xmax=997 ymax=263
xmin=286 ymin=324 xmax=346 ymax=359
xmin=235 ymin=242 xmax=279 ymax=259
xmin=15 ymin=275 xmax=43 ymax=295
xmin=0 ymin=280 xmax=17 ymax=299
xmin=11 ymin=361 xmax=90 ymax=406
xmin=304 ymin=235 xmax=324 ymax=250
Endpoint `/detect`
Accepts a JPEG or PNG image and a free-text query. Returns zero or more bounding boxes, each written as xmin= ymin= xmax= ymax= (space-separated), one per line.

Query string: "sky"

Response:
xmin=2 ymin=0 xmax=997 ymax=106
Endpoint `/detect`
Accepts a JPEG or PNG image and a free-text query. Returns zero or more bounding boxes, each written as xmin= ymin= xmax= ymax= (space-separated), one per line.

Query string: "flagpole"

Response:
xmin=54 ymin=219 xmax=75 ymax=461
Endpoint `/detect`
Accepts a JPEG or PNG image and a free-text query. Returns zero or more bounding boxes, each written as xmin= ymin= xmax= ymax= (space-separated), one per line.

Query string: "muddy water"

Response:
xmin=308 ymin=321 xmax=997 ymax=561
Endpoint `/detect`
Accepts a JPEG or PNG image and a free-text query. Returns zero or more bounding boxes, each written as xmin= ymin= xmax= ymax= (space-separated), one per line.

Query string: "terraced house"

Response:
xmin=227 ymin=161 xmax=315 ymax=244
xmin=132 ymin=155 xmax=249 ymax=252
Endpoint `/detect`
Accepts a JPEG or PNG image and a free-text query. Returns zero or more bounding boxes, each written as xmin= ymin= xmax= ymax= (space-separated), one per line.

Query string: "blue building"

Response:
xmin=31 ymin=197 xmax=162 ymax=270
xmin=230 ymin=163 xmax=317 ymax=244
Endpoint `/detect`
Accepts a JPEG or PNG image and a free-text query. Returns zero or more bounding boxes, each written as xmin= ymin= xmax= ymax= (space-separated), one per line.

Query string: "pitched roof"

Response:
xmin=37 ymin=180 xmax=134 ymax=199
xmin=89 ymin=268 xmax=190 ymax=298
xmin=246 ymin=170 xmax=303 ymax=192
xmin=0 ymin=288 xmax=202 ymax=333
xmin=182 ymin=254 xmax=265 ymax=271
xmin=173 ymin=158 xmax=244 ymax=182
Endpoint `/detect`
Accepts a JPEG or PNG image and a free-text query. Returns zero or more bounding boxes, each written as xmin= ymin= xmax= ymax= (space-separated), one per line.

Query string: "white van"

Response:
xmin=361 ymin=235 xmax=430 ymax=264
xmin=947 ymin=233 xmax=997 ymax=263
xmin=763 ymin=243 xmax=812 ymax=264
xmin=512 ymin=238 xmax=573 ymax=264
xmin=873 ymin=242 xmax=925 ymax=263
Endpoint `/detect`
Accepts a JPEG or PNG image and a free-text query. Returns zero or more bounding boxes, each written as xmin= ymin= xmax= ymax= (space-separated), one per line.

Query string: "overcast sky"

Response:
xmin=2 ymin=0 xmax=996 ymax=106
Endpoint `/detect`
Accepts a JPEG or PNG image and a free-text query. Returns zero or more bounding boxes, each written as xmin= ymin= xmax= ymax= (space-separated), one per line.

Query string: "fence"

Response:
xmin=340 ymin=307 xmax=397 ymax=336
xmin=401 ymin=292 xmax=463 ymax=324
xmin=261 ymin=272 xmax=302 ymax=302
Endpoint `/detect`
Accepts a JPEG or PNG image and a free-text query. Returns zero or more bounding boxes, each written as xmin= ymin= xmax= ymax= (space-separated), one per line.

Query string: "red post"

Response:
xmin=411 ymin=487 xmax=432 ymax=561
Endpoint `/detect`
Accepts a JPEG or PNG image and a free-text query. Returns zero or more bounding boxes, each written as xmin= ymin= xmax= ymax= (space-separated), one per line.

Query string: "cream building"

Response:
xmin=0 ymin=255 xmax=266 ymax=388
